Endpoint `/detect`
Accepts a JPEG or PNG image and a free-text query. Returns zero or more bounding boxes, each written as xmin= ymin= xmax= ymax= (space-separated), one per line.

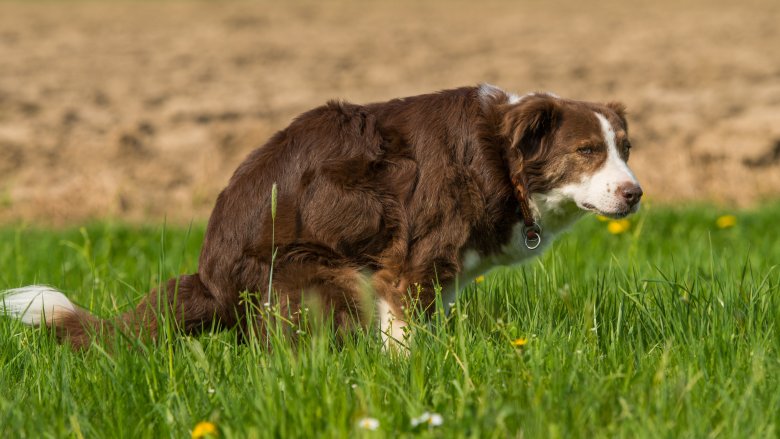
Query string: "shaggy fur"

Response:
xmin=2 ymin=85 xmax=642 ymax=349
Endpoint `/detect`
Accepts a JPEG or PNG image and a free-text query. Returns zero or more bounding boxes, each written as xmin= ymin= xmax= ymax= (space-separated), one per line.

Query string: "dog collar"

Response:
xmin=511 ymin=174 xmax=542 ymax=250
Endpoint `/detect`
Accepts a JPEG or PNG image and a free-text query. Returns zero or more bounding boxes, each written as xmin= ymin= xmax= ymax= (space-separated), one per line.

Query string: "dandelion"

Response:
xmin=512 ymin=337 xmax=528 ymax=347
xmin=357 ymin=417 xmax=380 ymax=430
xmin=475 ymin=275 xmax=485 ymax=284
xmin=192 ymin=421 xmax=217 ymax=438
xmin=411 ymin=412 xmax=444 ymax=428
xmin=607 ymin=219 xmax=631 ymax=234
xmin=716 ymin=214 xmax=736 ymax=229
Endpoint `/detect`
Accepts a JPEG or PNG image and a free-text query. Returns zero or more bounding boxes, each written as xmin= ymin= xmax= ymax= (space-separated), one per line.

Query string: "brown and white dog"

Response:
xmin=1 ymin=84 xmax=642 ymax=349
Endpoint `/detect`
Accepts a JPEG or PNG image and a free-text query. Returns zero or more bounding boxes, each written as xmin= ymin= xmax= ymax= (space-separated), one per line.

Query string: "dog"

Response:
xmin=1 ymin=84 xmax=642 ymax=349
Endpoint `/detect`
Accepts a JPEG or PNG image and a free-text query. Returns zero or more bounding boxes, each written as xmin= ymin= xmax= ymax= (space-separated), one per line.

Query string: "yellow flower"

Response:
xmin=475 ymin=275 xmax=485 ymax=284
xmin=607 ymin=219 xmax=631 ymax=234
xmin=512 ymin=337 xmax=528 ymax=347
xmin=192 ymin=421 xmax=217 ymax=438
xmin=716 ymin=215 xmax=736 ymax=229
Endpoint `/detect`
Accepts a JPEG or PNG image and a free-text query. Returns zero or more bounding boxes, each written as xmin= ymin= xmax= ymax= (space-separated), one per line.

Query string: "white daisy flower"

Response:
xmin=357 ymin=417 xmax=380 ymax=431
xmin=411 ymin=412 xmax=443 ymax=427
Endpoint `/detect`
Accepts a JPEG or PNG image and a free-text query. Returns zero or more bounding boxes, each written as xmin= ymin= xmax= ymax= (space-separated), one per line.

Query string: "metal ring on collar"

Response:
xmin=523 ymin=222 xmax=542 ymax=250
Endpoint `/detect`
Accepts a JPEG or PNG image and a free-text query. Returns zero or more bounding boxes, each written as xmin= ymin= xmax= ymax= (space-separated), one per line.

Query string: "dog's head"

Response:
xmin=502 ymin=93 xmax=642 ymax=218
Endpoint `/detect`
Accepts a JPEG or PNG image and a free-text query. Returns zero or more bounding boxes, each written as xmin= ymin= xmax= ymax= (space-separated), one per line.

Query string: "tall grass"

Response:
xmin=1 ymin=203 xmax=779 ymax=438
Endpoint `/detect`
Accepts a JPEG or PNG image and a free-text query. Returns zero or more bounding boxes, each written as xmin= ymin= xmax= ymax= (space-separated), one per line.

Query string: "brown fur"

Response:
xmin=48 ymin=86 xmax=630 ymax=349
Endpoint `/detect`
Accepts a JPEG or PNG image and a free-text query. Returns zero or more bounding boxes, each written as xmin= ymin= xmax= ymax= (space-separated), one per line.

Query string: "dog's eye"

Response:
xmin=577 ymin=147 xmax=594 ymax=155
xmin=624 ymin=140 xmax=632 ymax=150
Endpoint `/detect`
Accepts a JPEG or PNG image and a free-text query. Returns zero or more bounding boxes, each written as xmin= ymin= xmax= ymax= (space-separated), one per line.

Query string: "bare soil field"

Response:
xmin=0 ymin=0 xmax=778 ymax=225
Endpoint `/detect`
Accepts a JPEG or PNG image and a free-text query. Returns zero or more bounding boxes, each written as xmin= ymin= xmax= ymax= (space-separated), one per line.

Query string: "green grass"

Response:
xmin=1 ymin=203 xmax=779 ymax=438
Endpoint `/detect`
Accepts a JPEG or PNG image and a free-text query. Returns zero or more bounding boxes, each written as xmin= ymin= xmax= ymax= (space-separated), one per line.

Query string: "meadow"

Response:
xmin=1 ymin=203 xmax=779 ymax=438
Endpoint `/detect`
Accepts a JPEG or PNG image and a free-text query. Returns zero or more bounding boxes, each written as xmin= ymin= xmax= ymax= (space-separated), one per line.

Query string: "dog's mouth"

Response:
xmin=581 ymin=202 xmax=635 ymax=219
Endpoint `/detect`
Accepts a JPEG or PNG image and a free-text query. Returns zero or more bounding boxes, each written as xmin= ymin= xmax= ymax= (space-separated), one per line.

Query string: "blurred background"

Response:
xmin=0 ymin=0 xmax=778 ymax=225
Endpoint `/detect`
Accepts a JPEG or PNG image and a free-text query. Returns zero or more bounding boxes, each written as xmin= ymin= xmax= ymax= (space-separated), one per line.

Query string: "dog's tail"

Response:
xmin=0 ymin=285 xmax=99 ymax=348
xmin=1 ymin=274 xmax=228 ymax=349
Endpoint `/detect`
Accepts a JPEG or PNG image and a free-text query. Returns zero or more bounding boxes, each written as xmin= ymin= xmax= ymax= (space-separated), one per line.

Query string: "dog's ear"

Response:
xmin=605 ymin=101 xmax=627 ymax=127
xmin=501 ymin=95 xmax=560 ymax=156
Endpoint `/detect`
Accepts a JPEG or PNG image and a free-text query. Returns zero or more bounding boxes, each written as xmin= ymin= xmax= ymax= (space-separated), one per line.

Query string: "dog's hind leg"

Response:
xmin=262 ymin=260 xmax=374 ymax=342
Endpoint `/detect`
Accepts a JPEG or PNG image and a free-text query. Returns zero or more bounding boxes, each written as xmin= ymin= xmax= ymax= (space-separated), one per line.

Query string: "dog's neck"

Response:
xmin=494 ymin=190 xmax=585 ymax=261
xmin=529 ymin=190 xmax=587 ymax=238
xmin=445 ymin=189 xmax=588 ymax=307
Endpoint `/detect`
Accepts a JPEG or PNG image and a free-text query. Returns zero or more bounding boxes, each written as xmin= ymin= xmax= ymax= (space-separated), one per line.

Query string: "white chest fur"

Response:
xmin=442 ymin=192 xmax=585 ymax=305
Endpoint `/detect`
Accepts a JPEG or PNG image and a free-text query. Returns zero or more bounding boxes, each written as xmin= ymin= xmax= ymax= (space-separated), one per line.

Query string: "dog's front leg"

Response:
xmin=372 ymin=269 xmax=411 ymax=352
xmin=377 ymin=297 xmax=407 ymax=349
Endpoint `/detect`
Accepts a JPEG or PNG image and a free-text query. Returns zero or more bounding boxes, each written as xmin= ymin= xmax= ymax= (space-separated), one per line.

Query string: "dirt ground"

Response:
xmin=0 ymin=0 xmax=779 ymax=225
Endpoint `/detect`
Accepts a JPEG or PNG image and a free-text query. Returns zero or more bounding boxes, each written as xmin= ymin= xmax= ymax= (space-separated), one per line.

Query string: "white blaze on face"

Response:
xmin=595 ymin=112 xmax=639 ymax=186
xmin=560 ymin=112 xmax=641 ymax=217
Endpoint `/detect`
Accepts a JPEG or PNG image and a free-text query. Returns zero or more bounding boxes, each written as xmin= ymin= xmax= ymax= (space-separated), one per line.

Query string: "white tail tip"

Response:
xmin=1 ymin=285 xmax=76 ymax=326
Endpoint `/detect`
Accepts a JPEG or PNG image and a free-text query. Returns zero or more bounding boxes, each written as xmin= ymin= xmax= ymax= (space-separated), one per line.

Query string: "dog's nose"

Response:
xmin=618 ymin=183 xmax=643 ymax=206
